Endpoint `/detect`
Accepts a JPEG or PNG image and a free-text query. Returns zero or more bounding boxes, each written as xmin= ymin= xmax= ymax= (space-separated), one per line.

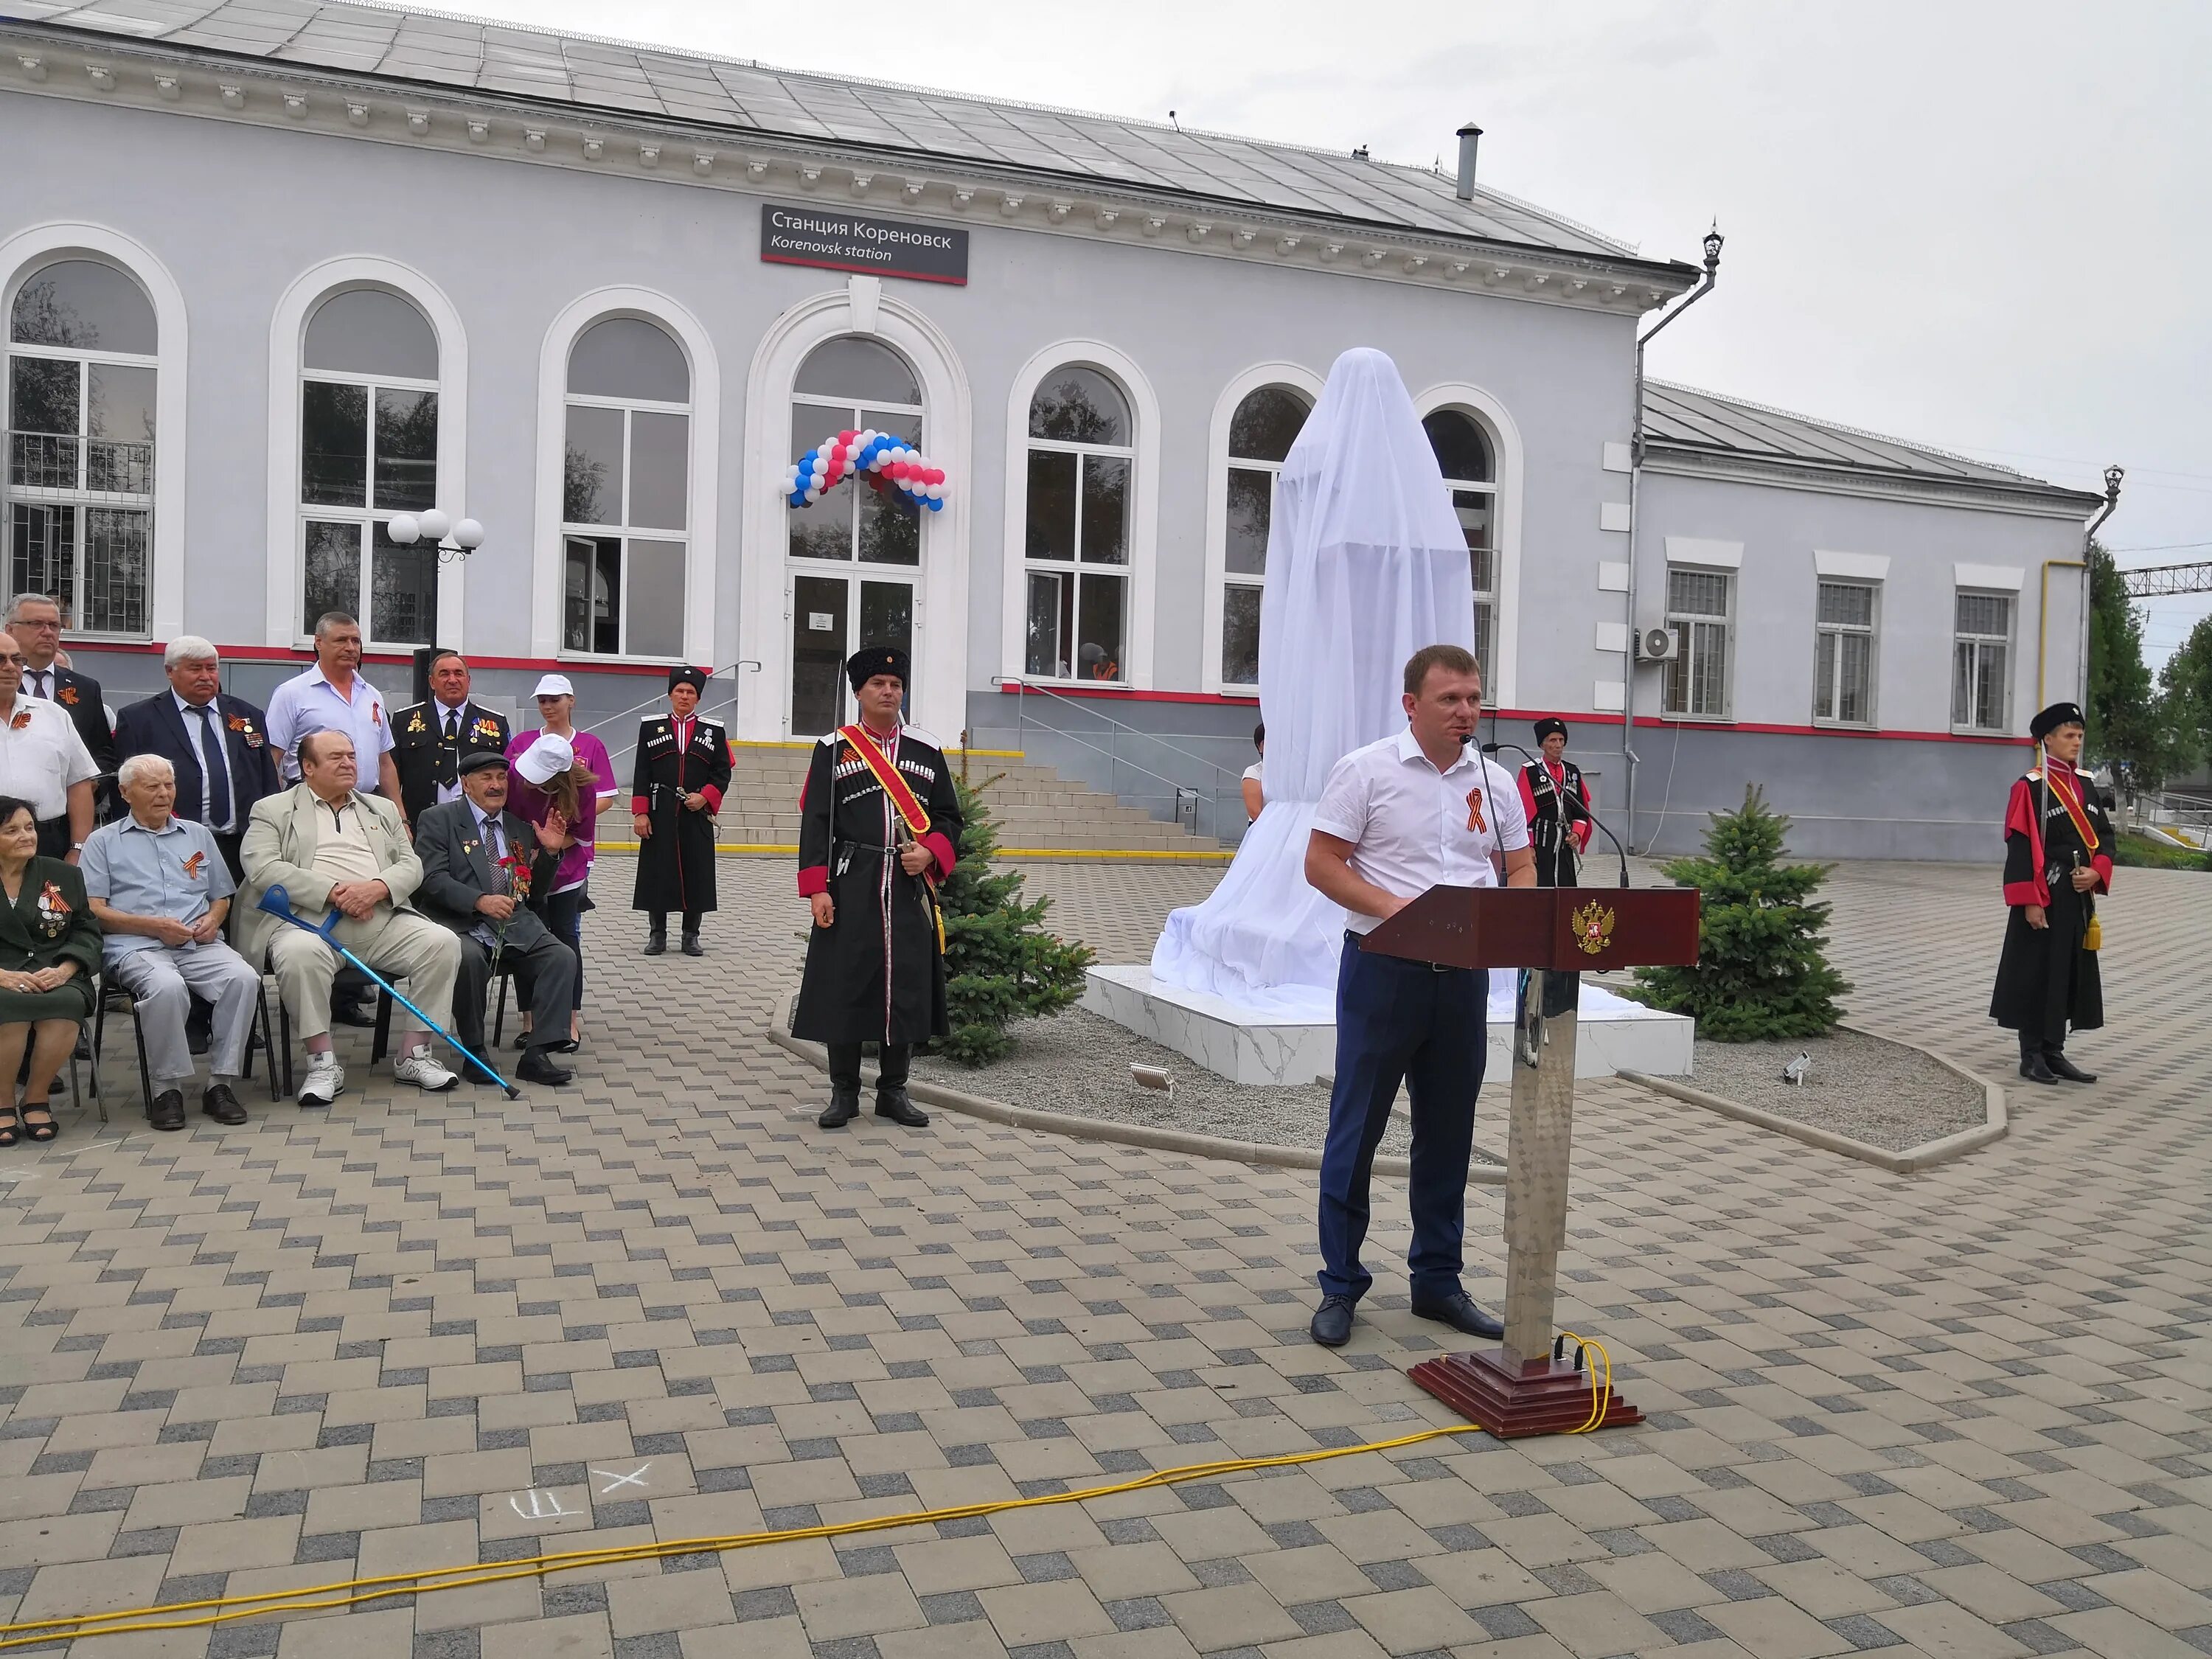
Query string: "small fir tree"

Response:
xmin=934 ymin=773 xmax=1094 ymax=1065
xmin=1627 ymin=785 xmax=1849 ymax=1041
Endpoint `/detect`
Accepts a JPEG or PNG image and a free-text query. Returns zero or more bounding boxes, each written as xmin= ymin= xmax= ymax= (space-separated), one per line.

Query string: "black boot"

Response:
xmin=820 ymin=1045 xmax=862 ymax=1128
xmin=2043 ymin=1048 xmax=2097 ymax=1084
xmin=874 ymin=1043 xmax=928 ymax=1127
xmin=2019 ymin=1045 xmax=2059 ymax=1085
xmin=681 ymin=911 xmax=704 ymax=957
xmin=644 ymin=912 xmax=667 ymax=956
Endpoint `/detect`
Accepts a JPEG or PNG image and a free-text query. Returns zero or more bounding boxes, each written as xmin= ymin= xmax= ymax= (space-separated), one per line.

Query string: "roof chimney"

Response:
xmin=1455 ymin=122 xmax=1481 ymax=199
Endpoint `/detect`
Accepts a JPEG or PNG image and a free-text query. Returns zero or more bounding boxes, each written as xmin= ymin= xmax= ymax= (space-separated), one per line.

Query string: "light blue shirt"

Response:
xmin=79 ymin=813 xmax=235 ymax=959
xmin=264 ymin=664 xmax=394 ymax=784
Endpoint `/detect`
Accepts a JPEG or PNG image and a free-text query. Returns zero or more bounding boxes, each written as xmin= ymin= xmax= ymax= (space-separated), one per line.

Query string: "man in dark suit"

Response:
xmin=392 ymin=651 xmax=509 ymax=828
xmin=113 ymin=636 xmax=282 ymax=884
xmin=413 ymin=751 xmax=574 ymax=1088
xmin=10 ymin=592 xmax=119 ymax=818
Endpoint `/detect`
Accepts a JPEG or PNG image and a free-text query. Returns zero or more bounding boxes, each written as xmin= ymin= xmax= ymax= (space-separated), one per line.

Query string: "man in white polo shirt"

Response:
xmin=1304 ymin=643 xmax=1534 ymax=1349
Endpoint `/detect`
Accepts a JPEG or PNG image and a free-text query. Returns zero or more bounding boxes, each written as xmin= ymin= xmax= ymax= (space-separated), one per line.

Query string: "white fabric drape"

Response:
xmin=1152 ymin=347 xmax=1475 ymax=1015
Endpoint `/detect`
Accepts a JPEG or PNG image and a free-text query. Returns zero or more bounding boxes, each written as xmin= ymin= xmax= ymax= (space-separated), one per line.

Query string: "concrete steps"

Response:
xmin=713 ymin=743 xmax=1222 ymax=856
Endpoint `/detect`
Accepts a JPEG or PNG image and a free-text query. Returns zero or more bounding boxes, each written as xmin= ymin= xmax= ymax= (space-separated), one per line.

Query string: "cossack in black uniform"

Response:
xmin=1516 ymin=717 xmax=1591 ymax=888
xmin=630 ymin=664 xmax=730 ymax=956
xmin=792 ymin=645 xmax=961 ymax=1130
xmin=1989 ymin=700 xmax=2111 ymax=1086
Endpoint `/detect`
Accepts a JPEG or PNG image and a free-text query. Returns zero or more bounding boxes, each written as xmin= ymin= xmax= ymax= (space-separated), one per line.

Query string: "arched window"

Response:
xmin=1422 ymin=409 xmax=1498 ymax=672
xmin=1022 ymin=366 xmax=1133 ymax=683
xmin=6 ymin=259 xmax=157 ymax=634
xmin=1219 ymin=385 xmax=1311 ymax=688
xmin=561 ymin=316 xmax=692 ymax=659
xmin=785 ymin=336 xmax=925 ymax=734
xmin=298 ymin=288 xmax=441 ymax=645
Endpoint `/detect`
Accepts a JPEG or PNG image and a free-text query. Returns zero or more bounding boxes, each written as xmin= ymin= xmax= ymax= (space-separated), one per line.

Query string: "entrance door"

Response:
xmin=789 ymin=573 xmax=914 ymax=736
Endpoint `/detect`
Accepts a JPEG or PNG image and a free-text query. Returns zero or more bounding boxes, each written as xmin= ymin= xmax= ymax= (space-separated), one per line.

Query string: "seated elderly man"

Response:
xmin=414 ymin=751 xmax=575 ymax=1088
xmin=236 ymin=730 xmax=461 ymax=1103
xmin=81 ymin=755 xmax=262 ymax=1129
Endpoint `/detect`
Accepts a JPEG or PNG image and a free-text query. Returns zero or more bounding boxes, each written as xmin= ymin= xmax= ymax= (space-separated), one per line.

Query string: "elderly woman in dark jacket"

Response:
xmin=0 ymin=794 xmax=100 ymax=1144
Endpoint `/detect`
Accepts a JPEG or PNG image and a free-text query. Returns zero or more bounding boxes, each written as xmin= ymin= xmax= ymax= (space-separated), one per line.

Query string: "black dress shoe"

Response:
xmin=2019 ymin=1052 xmax=2060 ymax=1085
xmin=681 ymin=935 xmax=704 ymax=957
xmin=330 ymin=1002 xmax=378 ymax=1029
xmin=2043 ymin=1050 xmax=2097 ymax=1083
xmin=642 ymin=933 xmax=667 ymax=956
xmin=874 ymin=1090 xmax=929 ymax=1127
xmin=819 ymin=1085 xmax=860 ymax=1129
xmin=147 ymin=1088 xmax=186 ymax=1131
xmin=516 ymin=1049 xmax=574 ymax=1087
xmin=1409 ymin=1287 xmax=1506 ymax=1340
xmin=463 ymin=1048 xmax=504 ymax=1086
xmin=1310 ymin=1294 xmax=1355 ymax=1348
xmin=201 ymin=1082 xmax=247 ymax=1125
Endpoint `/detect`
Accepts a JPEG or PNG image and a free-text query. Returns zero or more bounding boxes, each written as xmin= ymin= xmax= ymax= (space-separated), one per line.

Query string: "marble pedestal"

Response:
xmin=1082 ymin=964 xmax=1694 ymax=1086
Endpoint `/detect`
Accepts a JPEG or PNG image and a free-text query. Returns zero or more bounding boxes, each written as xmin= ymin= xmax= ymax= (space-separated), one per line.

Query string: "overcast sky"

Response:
xmin=445 ymin=0 xmax=2211 ymax=666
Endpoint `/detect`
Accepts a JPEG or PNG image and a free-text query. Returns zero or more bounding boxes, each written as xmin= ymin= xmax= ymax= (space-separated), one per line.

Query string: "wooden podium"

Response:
xmin=1360 ymin=885 xmax=1700 ymax=1436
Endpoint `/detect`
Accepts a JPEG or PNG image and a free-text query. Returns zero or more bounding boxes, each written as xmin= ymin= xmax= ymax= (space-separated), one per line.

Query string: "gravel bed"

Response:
xmin=915 ymin=1007 xmax=1514 ymax=1165
xmin=1678 ymin=1029 xmax=1987 ymax=1152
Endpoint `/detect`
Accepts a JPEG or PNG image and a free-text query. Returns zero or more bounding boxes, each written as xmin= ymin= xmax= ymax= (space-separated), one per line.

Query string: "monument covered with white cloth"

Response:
xmin=1082 ymin=347 xmax=1690 ymax=1082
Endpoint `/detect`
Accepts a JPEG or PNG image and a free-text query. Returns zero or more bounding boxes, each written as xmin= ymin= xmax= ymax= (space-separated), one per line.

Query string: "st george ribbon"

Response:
xmin=1151 ymin=347 xmax=1476 ymax=1016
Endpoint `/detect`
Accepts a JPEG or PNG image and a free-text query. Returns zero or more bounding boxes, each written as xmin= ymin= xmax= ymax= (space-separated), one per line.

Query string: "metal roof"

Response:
xmin=9 ymin=0 xmax=1672 ymax=266
xmin=1644 ymin=381 xmax=2100 ymax=502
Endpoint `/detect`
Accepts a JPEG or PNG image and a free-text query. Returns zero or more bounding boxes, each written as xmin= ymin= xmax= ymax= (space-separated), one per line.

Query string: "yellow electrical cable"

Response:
xmin=0 ymin=1419 xmax=1499 ymax=1646
xmin=1557 ymin=1329 xmax=1614 ymax=1433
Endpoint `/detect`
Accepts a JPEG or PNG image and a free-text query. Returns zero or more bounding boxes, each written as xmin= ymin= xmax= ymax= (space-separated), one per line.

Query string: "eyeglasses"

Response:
xmin=0 ymin=655 xmax=27 ymax=667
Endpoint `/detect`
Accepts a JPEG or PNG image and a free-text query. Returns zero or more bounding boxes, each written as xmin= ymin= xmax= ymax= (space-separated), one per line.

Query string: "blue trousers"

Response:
xmin=1316 ymin=934 xmax=1488 ymax=1302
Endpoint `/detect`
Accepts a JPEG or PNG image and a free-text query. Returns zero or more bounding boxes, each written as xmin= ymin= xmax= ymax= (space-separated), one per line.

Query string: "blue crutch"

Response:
xmin=257 ymin=884 xmax=520 ymax=1099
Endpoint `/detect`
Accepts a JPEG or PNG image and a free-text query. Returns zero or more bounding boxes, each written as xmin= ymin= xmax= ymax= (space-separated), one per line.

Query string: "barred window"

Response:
xmin=1814 ymin=580 xmax=1877 ymax=726
xmin=1952 ymin=591 xmax=2012 ymax=732
xmin=1663 ymin=568 xmax=1732 ymax=718
xmin=6 ymin=260 xmax=156 ymax=634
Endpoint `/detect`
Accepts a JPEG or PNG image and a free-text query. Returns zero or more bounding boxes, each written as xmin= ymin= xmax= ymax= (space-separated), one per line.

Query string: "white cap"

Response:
xmin=516 ymin=732 xmax=574 ymax=787
xmin=532 ymin=673 xmax=575 ymax=698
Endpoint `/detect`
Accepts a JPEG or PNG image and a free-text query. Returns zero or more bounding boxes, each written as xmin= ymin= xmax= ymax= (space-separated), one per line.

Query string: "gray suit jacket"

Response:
xmin=236 ymin=785 xmax=425 ymax=965
xmin=411 ymin=799 xmax=559 ymax=948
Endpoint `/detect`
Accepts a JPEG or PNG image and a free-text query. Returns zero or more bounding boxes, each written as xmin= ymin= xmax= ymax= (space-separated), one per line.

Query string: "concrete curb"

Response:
xmin=1619 ymin=1020 xmax=2007 ymax=1175
xmin=766 ymin=1020 xmax=1509 ymax=1186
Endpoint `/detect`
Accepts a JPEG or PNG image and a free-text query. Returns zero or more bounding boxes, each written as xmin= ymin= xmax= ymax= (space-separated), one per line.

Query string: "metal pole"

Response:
xmin=1500 ymin=967 xmax=1579 ymax=1368
xmin=1622 ymin=226 xmax=1723 ymax=853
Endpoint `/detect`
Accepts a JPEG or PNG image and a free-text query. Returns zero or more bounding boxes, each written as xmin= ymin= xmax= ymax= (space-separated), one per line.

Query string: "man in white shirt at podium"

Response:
xmin=1303 ymin=644 xmax=1534 ymax=1348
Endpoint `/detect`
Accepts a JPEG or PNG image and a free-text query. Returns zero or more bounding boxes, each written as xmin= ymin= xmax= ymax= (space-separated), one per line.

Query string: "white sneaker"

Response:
xmin=393 ymin=1050 xmax=459 ymax=1093
xmin=297 ymin=1052 xmax=345 ymax=1107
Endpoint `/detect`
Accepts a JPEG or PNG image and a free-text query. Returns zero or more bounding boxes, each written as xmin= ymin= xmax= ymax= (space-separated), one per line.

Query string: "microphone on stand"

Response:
xmin=1481 ymin=740 xmax=1632 ymax=889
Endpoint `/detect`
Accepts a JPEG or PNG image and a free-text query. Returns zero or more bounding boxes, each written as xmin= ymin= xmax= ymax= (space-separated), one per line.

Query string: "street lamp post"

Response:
xmin=384 ymin=508 xmax=485 ymax=561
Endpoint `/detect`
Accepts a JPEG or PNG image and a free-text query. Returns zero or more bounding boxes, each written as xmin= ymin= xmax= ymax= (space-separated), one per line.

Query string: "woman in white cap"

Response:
xmin=505 ymin=674 xmax=617 ymax=1049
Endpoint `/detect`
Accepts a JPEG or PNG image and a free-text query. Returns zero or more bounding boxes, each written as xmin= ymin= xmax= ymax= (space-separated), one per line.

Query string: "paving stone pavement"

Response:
xmin=1 ymin=852 xmax=2206 ymax=1659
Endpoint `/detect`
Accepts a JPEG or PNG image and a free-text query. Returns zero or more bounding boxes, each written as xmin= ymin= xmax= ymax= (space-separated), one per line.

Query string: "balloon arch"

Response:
xmin=782 ymin=428 xmax=947 ymax=513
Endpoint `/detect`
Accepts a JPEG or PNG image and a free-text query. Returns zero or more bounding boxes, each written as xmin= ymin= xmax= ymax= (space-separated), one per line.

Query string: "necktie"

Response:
xmin=445 ymin=709 xmax=459 ymax=742
xmin=482 ymin=813 xmax=505 ymax=863
xmin=193 ymin=705 xmax=233 ymax=830
xmin=32 ymin=670 xmax=49 ymax=700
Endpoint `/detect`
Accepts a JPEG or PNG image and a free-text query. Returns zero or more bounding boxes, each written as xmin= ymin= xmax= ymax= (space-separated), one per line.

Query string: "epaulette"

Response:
xmin=698 ymin=715 xmax=725 ymax=728
xmin=2025 ymin=770 xmax=2043 ymax=782
xmin=903 ymin=726 xmax=942 ymax=749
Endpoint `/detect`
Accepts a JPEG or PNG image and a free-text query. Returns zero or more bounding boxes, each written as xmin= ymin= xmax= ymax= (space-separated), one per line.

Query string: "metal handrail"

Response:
xmin=992 ymin=676 xmax=1248 ymax=787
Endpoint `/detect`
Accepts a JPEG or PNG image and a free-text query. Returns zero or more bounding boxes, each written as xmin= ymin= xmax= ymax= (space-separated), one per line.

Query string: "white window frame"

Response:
xmin=266 ymin=259 xmax=467 ymax=651
xmin=531 ymin=289 xmax=719 ymax=668
xmin=1663 ymin=564 xmax=1735 ymax=720
xmin=1413 ymin=384 xmax=1524 ymax=707
xmin=296 ymin=353 xmax=442 ymax=652
xmin=738 ymin=280 xmax=971 ymax=743
xmin=559 ymin=367 xmax=694 ymax=661
xmin=782 ymin=341 xmax=928 ymax=734
xmin=0 ymin=224 xmax=188 ymax=644
xmin=1019 ymin=369 xmax=1137 ymax=687
xmin=998 ymin=340 xmax=1160 ymax=692
xmin=1202 ymin=362 xmax=1324 ymax=694
xmin=1812 ymin=579 xmax=1879 ymax=728
xmin=1952 ymin=589 xmax=2014 ymax=735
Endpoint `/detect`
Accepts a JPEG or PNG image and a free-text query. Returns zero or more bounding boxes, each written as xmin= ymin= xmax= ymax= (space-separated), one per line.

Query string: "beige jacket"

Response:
xmin=234 ymin=784 xmax=425 ymax=965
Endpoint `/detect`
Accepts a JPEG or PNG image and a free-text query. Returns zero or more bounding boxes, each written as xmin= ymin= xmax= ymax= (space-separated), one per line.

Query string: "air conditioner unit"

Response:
xmin=1633 ymin=626 xmax=1680 ymax=662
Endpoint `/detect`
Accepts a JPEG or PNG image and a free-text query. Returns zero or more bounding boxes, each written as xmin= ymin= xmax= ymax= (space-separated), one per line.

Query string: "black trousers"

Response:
xmin=453 ymin=931 xmax=577 ymax=1054
xmin=542 ymin=888 xmax=588 ymax=1013
xmin=649 ymin=909 xmax=703 ymax=939
xmin=35 ymin=817 xmax=70 ymax=859
xmin=828 ymin=1043 xmax=911 ymax=1093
